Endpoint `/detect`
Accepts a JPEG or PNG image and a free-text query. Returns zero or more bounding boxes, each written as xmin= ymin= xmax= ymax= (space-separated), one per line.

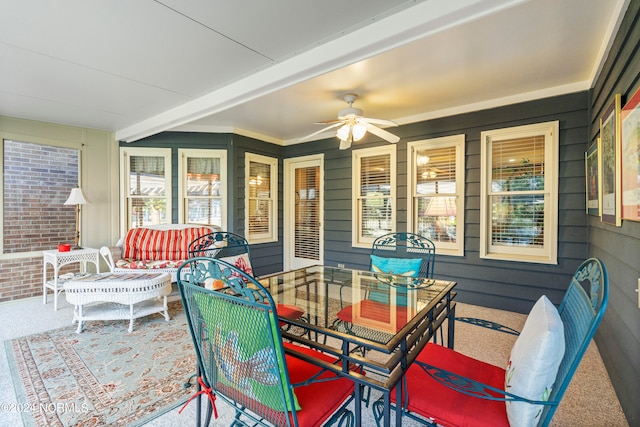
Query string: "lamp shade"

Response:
xmin=337 ymin=122 xmax=367 ymax=143
xmin=64 ymin=188 xmax=89 ymax=205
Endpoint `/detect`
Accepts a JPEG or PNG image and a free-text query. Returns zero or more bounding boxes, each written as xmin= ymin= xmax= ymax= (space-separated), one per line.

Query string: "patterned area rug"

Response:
xmin=5 ymin=301 xmax=195 ymax=427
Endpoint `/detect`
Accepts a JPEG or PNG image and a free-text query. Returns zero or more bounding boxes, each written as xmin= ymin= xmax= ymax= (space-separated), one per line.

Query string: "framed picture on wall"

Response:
xmin=585 ymin=138 xmax=601 ymax=216
xmin=600 ymin=94 xmax=622 ymax=226
xmin=621 ymin=86 xmax=640 ymax=221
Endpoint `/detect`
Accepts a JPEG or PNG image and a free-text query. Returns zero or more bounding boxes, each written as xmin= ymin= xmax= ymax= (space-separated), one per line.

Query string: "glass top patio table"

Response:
xmin=258 ymin=265 xmax=457 ymax=427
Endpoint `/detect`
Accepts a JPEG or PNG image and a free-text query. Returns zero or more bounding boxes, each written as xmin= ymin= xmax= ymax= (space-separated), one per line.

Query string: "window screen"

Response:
xmin=489 ymin=135 xmax=545 ymax=247
xmin=414 ymin=146 xmax=457 ymax=243
xmin=356 ymin=152 xmax=394 ymax=243
xmin=248 ymin=160 xmax=273 ymax=236
xmin=124 ymin=151 xmax=170 ymax=228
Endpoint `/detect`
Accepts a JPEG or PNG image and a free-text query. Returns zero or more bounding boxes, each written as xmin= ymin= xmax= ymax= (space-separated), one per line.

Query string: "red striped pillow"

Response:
xmin=122 ymin=227 xmax=211 ymax=261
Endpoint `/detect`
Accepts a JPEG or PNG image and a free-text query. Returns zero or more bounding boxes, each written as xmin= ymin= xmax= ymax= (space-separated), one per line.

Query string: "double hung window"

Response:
xmin=245 ymin=153 xmax=278 ymax=243
xmin=120 ymin=147 xmax=171 ymax=230
xmin=178 ymin=149 xmax=227 ymax=229
xmin=480 ymin=121 xmax=558 ymax=264
xmin=352 ymin=146 xmax=396 ymax=247
xmin=408 ymin=135 xmax=465 ymax=256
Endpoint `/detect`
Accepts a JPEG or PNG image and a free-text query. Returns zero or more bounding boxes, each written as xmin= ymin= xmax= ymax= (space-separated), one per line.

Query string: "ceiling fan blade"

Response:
xmin=299 ymin=122 xmax=344 ymax=141
xmin=363 ymin=122 xmax=400 ymax=143
xmin=359 ymin=117 xmax=398 ymax=127
xmin=315 ymin=119 xmax=343 ymax=124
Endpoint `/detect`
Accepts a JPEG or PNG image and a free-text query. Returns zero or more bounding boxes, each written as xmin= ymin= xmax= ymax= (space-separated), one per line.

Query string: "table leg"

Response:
xmin=354 ymin=383 xmax=362 ymax=425
xmin=448 ymin=303 xmax=456 ymax=349
xmin=76 ymin=305 xmax=83 ymax=334
xmin=42 ymin=261 xmax=47 ymax=304
xmin=162 ymin=296 xmax=170 ymax=321
xmin=380 ymin=392 xmax=391 ymax=427
xmin=129 ymin=305 xmax=135 ymax=332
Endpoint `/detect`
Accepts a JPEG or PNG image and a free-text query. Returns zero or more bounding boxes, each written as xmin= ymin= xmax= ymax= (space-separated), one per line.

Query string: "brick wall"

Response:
xmin=3 ymin=140 xmax=78 ymax=253
xmin=1 ymin=140 xmax=79 ymax=302
xmin=0 ymin=257 xmax=83 ymax=303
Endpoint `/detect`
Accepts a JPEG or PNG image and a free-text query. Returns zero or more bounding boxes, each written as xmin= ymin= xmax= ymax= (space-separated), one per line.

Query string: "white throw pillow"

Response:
xmin=505 ymin=295 xmax=565 ymax=427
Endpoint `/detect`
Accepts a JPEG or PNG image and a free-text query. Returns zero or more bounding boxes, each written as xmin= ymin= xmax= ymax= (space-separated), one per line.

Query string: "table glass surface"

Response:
xmin=259 ymin=265 xmax=456 ymax=349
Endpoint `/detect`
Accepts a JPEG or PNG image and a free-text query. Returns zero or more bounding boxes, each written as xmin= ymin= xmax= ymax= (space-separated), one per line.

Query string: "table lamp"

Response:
xmin=64 ymin=188 xmax=89 ymax=249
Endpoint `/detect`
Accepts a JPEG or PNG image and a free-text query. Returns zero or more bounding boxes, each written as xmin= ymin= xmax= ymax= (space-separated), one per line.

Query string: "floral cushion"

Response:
xmin=115 ymin=258 xmax=185 ymax=269
xmin=219 ymin=253 xmax=254 ymax=278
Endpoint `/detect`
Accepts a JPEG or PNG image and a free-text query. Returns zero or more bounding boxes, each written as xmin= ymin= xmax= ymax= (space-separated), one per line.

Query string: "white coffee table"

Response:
xmin=64 ymin=272 xmax=172 ymax=333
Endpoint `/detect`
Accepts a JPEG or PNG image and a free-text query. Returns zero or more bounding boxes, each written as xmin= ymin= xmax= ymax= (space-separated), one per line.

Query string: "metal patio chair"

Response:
xmin=177 ymin=257 xmax=355 ymax=427
xmin=334 ymin=232 xmax=436 ymax=336
xmin=370 ymin=232 xmax=436 ymax=279
xmin=372 ymin=257 xmax=609 ymax=427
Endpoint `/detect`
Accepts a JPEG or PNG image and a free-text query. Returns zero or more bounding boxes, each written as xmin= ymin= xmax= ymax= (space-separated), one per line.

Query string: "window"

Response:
xmin=120 ymin=147 xmax=171 ymax=230
xmin=352 ymin=146 xmax=396 ymax=248
xmin=245 ymin=153 xmax=278 ymax=243
xmin=408 ymin=135 xmax=465 ymax=256
xmin=480 ymin=121 xmax=559 ymax=264
xmin=2 ymin=138 xmax=81 ymax=255
xmin=178 ymin=149 xmax=227 ymax=229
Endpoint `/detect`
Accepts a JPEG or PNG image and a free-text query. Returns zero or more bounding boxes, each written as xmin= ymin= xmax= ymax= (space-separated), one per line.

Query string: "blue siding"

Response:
xmin=286 ymin=92 xmax=590 ymax=314
xmin=588 ymin=0 xmax=640 ymax=424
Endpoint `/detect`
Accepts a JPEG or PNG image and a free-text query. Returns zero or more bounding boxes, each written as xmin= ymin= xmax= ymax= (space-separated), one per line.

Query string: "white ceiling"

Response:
xmin=0 ymin=0 xmax=629 ymax=146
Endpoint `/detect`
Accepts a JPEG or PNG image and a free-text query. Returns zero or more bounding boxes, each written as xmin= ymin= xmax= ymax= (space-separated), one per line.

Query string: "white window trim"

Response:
xmin=480 ymin=121 xmax=559 ymax=264
xmin=245 ymin=152 xmax=278 ymax=244
xmin=407 ymin=135 xmax=465 ymax=256
xmin=120 ymin=147 xmax=172 ymax=233
xmin=178 ymin=148 xmax=227 ymax=230
xmin=352 ymin=145 xmax=396 ymax=248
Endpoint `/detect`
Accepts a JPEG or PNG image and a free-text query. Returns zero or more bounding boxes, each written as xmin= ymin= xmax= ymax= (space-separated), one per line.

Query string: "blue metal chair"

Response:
xmin=177 ymin=257 xmax=355 ymax=427
xmin=370 ymin=232 xmax=436 ymax=279
xmin=372 ymin=257 xmax=609 ymax=427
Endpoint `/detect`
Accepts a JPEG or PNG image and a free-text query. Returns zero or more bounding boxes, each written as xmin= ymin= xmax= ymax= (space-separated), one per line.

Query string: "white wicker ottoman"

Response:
xmin=64 ymin=272 xmax=172 ymax=333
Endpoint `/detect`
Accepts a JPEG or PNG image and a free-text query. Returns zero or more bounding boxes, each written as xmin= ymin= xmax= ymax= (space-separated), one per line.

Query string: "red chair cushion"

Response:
xmin=276 ymin=303 xmax=305 ymax=328
xmin=277 ymin=304 xmax=305 ymax=320
xmin=336 ymin=299 xmax=410 ymax=332
xmin=283 ymin=342 xmax=355 ymax=427
xmin=394 ymin=343 xmax=509 ymax=427
xmin=212 ymin=343 xmax=354 ymax=427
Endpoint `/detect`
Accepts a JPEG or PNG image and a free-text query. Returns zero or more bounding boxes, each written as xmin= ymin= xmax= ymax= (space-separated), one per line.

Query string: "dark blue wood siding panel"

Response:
xmin=588 ymin=1 xmax=640 ymax=424
xmin=287 ymin=92 xmax=589 ymax=314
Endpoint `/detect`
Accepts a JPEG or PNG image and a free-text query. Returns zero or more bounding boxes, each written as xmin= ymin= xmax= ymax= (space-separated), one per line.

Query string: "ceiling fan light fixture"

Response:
xmin=336 ymin=122 xmax=367 ymax=143
xmin=336 ymin=123 xmax=352 ymax=141
xmin=352 ymin=123 xmax=367 ymax=141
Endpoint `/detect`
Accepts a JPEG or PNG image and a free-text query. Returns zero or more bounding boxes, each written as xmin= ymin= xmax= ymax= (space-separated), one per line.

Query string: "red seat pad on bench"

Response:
xmin=393 ymin=342 xmax=509 ymax=427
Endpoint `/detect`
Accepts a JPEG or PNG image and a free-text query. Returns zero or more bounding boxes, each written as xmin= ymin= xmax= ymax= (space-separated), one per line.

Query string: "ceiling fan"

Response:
xmin=301 ymin=93 xmax=400 ymax=149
